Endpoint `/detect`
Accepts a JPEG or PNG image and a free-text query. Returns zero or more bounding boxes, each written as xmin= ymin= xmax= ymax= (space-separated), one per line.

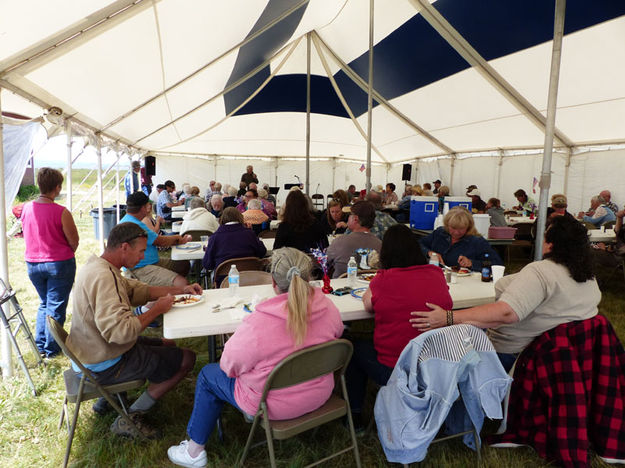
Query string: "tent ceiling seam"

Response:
xmin=151 ymin=1 xmax=182 ymax=142
xmin=313 ymin=31 xmax=455 ymax=156
xmin=100 ymin=0 xmax=311 ymax=132
xmin=408 ymin=0 xmax=575 ymax=150
xmin=133 ymin=37 xmax=299 ymax=146
xmin=155 ymin=37 xmax=302 ymax=151
xmin=0 ymin=0 xmax=149 ymax=77
xmin=312 ymin=34 xmax=388 ymax=163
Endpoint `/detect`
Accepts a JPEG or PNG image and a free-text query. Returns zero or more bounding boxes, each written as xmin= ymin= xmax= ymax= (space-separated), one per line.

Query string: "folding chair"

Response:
xmin=181 ymin=229 xmax=213 ymax=241
xmin=311 ymin=193 xmax=325 ymax=211
xmin=0 ymin=279 xmax=41 ymax=396
xmin=238 ymin=339 xmax=361 ymax=468
xmin=258 ymin=229 xmax=277 ymax=239
xmin=219 ymin=271 xmax=273 ymax=288
xmin=47 ymin=317 xmax=146 ymax=468
xmin=212 ymin=256 xmax=269 ymax=289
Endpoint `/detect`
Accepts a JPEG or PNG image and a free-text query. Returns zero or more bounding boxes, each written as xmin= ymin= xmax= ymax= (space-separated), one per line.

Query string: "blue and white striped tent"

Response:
xmin=1 ymin=0 xmax=625 ymax=210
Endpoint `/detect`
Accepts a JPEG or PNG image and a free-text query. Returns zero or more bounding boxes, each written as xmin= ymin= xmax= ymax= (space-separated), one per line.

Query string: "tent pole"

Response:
xmin=563 ymin=147 xmax=572 ymax=197
xmin=365 ymin=0 xmax=374 ymax=193
xmin=65 ymin=121 xmax=73 ymax=213
xmin=449 ymin=154 xmax=456 ymax=193
xmin=115 ymin=151 xmax=120 ymax=222
xmin=495 ymin=151 xmax=504 ymax=199
xmin=305 ymin=33 xmax=311 ymax=195
xmin=313 ymin=32 xmax=454 ymax=155
xmin=96 ymin=135 xmax=105 ymax=253
xmin=535 ymin=0 xmax=566 ymax=260
xmin=0 ymin=91 xmax=13 ymax=377
xmin=312 ymin=37 xmax=388 ymax=163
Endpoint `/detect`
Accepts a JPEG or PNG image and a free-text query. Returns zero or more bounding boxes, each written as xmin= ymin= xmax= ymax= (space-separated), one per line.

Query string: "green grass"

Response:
xmin=0 ymin=171 xmax=622 ymax=467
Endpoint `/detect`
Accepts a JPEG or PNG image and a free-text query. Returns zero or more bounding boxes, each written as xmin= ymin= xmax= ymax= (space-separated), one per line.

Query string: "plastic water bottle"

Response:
xmin=228 ymin=265 xmax=239 ymax=296
xmin=347 ymin=256 xmax=357 ymax=288
xmin=443 ymin=202 xmax=450 ymax=215
xmin=429 ymin=252 xmax=439 ymax=267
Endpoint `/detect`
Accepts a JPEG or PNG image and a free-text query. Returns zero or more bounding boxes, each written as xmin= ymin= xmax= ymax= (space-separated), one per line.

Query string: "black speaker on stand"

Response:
xmin=401 ymin=163 xmax=412 ymax=181
xmin=145 ymin=155 xmax=156 ymax=176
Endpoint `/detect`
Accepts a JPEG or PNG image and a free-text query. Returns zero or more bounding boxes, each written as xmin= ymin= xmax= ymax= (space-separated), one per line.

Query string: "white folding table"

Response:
xmin=163 ymin=274 xmax=496 ymax=340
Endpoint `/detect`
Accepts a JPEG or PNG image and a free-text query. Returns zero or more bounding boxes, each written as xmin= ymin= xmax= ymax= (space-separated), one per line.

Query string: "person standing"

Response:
xmin=125 ymin=161 xmax=142 ymax=198
xmin=21 ymin=168 xmax=79 ymax=358
xmin=240 ymin=165 xmax=258 ymax=189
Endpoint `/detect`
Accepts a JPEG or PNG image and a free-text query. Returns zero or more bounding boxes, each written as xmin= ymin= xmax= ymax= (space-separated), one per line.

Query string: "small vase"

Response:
xmin=321 ymin=273 xmax=333 ymax=294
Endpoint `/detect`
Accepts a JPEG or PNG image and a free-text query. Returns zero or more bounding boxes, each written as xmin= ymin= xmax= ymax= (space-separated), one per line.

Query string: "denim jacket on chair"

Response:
xmin=374 ymin=325 xmax=512 ymax=464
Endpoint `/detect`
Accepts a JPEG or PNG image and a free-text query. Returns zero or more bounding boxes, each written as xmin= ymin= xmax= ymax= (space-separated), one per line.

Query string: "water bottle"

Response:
xmin=443 ymin=202 xmax=450 ymax=215
xmin=429 ymin=252 xmax=439 ymax=267
xmin=347 ymin=256 xmax=357 ymax=288
xmin=228 ymin=264 xmax=239 ymax=296
xmin=481 ymin=254 xmax=492 ymax=282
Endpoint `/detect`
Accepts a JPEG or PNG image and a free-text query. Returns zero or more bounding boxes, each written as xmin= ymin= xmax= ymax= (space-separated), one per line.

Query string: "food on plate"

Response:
xmin=173 ymin=295 xmax=201 ymax=305
xmin=358 ymin=273 xmax=377 ymax=282
xmin=450 ymin=266 xmax=470 ymax=274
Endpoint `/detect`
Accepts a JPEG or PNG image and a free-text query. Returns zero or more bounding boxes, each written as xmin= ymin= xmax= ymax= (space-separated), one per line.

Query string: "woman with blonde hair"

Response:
xmin=419 ymin=206 xmax=502 ymax=271
xmin=168 ymin=247 xmax=343 ymax=467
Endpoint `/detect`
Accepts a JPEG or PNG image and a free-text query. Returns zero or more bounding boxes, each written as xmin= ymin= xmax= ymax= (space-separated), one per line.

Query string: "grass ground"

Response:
xmin=0 ymin=169 xmax=623 ymax=467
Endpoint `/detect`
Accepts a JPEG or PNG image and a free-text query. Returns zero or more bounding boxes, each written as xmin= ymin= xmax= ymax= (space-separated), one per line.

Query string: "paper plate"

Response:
xmin=351 ymin=288 xmax=367 ymax=299
xmin=176 ymin=242 xmax=202 ymax=250
xmin=171 ymin=295 xmax=204 ymax=308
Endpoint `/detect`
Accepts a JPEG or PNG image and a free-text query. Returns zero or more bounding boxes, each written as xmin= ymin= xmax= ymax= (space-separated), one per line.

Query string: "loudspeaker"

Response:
xmin=401 ymin=163 xmax=412 ymax=181
xmin=145 ymin=155 xmax=156 ymax=176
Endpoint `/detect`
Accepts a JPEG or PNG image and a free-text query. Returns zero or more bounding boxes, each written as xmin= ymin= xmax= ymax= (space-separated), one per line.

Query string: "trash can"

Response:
xmin=90 ymin=207 xmax=118 ymax=240
xmin=111 ymin=204 xmax=127 ymax=219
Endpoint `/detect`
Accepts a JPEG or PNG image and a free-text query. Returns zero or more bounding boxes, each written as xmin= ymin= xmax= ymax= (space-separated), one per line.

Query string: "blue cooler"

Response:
xmin=409 ymin=196 xmax=439 ymax=229
xmin=444 ymin=196 xmax=472 ymax=212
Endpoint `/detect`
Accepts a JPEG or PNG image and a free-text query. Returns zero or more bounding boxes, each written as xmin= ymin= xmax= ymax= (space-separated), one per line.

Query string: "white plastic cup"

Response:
xmin=492 ymin=265 xmax=505 ymax=283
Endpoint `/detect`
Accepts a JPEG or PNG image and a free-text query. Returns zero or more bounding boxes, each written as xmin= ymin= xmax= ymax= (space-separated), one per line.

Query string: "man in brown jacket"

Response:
xmin=66 ymin=222 xmax=202 ymax=437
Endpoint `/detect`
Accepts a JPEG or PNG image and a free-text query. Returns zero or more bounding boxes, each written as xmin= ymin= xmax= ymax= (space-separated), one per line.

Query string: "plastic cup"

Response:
xmin=492 ymin=265 xmax=505 ymax=283
xmin=200 ymin=235 xmax=209 ymax=243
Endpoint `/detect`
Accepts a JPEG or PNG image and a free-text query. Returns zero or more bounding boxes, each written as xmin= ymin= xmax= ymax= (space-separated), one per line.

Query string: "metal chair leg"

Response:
xmin=0 ymin=305 xmax=38 ymax=396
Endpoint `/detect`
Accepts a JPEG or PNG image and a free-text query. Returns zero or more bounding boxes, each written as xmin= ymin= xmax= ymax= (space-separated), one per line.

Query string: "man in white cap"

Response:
xmin=467 ymin=188 xmax=487 ymax=213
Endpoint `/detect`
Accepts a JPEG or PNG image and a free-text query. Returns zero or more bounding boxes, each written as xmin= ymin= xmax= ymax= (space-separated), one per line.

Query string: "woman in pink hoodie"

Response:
xmin=168 ymin=248 xmax=344 ymax=467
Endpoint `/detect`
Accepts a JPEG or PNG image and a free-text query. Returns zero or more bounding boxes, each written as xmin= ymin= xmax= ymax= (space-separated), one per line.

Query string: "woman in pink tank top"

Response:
xmin=22 ymin=168 xmax=79 ymax=358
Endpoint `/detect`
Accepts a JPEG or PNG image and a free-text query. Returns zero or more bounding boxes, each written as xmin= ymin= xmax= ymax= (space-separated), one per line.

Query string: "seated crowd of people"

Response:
xmin=34 ymin=164 xmax=623 ymax=467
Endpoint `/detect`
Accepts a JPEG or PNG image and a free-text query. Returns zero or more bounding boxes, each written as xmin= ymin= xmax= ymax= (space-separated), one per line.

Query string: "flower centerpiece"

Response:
xmin=310 ymin=247 xmax=333 ymax=294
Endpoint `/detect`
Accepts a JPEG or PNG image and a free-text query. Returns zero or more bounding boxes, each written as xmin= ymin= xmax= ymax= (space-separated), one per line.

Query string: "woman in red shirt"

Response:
xmin=345 ymin=224 xmax=452 ymax=429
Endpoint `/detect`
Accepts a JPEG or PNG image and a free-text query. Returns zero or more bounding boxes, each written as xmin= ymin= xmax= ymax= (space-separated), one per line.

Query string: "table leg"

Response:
xmin=208 ymin=335 xmax=217 ymax=363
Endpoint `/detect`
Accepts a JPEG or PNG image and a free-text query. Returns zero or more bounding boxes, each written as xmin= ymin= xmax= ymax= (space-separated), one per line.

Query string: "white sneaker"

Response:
xmin=167 ymin=440 xmax=207 ymax=468
xmin=489 ymin=442 xmax=528 ymax=448
xmin=600 ymin=456 xmax=625 ymax=465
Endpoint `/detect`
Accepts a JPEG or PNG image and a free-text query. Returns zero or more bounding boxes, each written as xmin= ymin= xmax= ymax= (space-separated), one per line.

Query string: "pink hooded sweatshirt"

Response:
xmin=220 ymin=288 xmax=343 ymax=419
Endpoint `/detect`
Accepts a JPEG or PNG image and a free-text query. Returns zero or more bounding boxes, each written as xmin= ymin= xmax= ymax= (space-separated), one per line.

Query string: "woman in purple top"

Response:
xmin=202 ymin=207 xmax=267 ymax=285
xmin=21 ymin=168 xmax=79 ymax=358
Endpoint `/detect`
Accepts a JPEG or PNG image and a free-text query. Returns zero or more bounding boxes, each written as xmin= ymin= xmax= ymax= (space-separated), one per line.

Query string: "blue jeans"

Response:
xmin=345 ymin=339 xmax=394 ymax=413
xmin=27 ymin=258 xmax=76 ymax=357
xmin=496 ymin=352 xmax=519 ymax=373
xmin=187 ymin=363 xmax=241 ymax=445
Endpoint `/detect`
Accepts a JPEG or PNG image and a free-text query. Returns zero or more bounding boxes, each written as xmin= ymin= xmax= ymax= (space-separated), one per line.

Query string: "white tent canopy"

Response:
xmin=1 ymin=0 xmax=624 ymax=163
xmin=1 ymin=0 xmax=625 ymax=375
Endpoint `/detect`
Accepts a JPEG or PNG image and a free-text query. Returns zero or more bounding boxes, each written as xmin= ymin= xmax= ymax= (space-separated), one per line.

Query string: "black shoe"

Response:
xmin=93 ymin=392 xmax=128 ymax=415
xmin=343 ymin=413 xmax=365 ymax=436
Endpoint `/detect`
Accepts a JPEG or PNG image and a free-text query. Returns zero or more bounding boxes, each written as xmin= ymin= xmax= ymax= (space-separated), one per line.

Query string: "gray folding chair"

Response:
xmin=238 ymin=339 xmax=361 ymax=468
xmin=47 ymin=317 xmax=146 ymax=468
xmin=0 ymin=279 xmax=41 ymax=396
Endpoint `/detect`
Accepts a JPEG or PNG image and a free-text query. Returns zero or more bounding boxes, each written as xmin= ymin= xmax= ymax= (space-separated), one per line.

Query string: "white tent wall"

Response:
xmin=567 ymin=148 xmax=625 ymax=215
xmin=154 ymin=155 xmax=400 ymax=205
